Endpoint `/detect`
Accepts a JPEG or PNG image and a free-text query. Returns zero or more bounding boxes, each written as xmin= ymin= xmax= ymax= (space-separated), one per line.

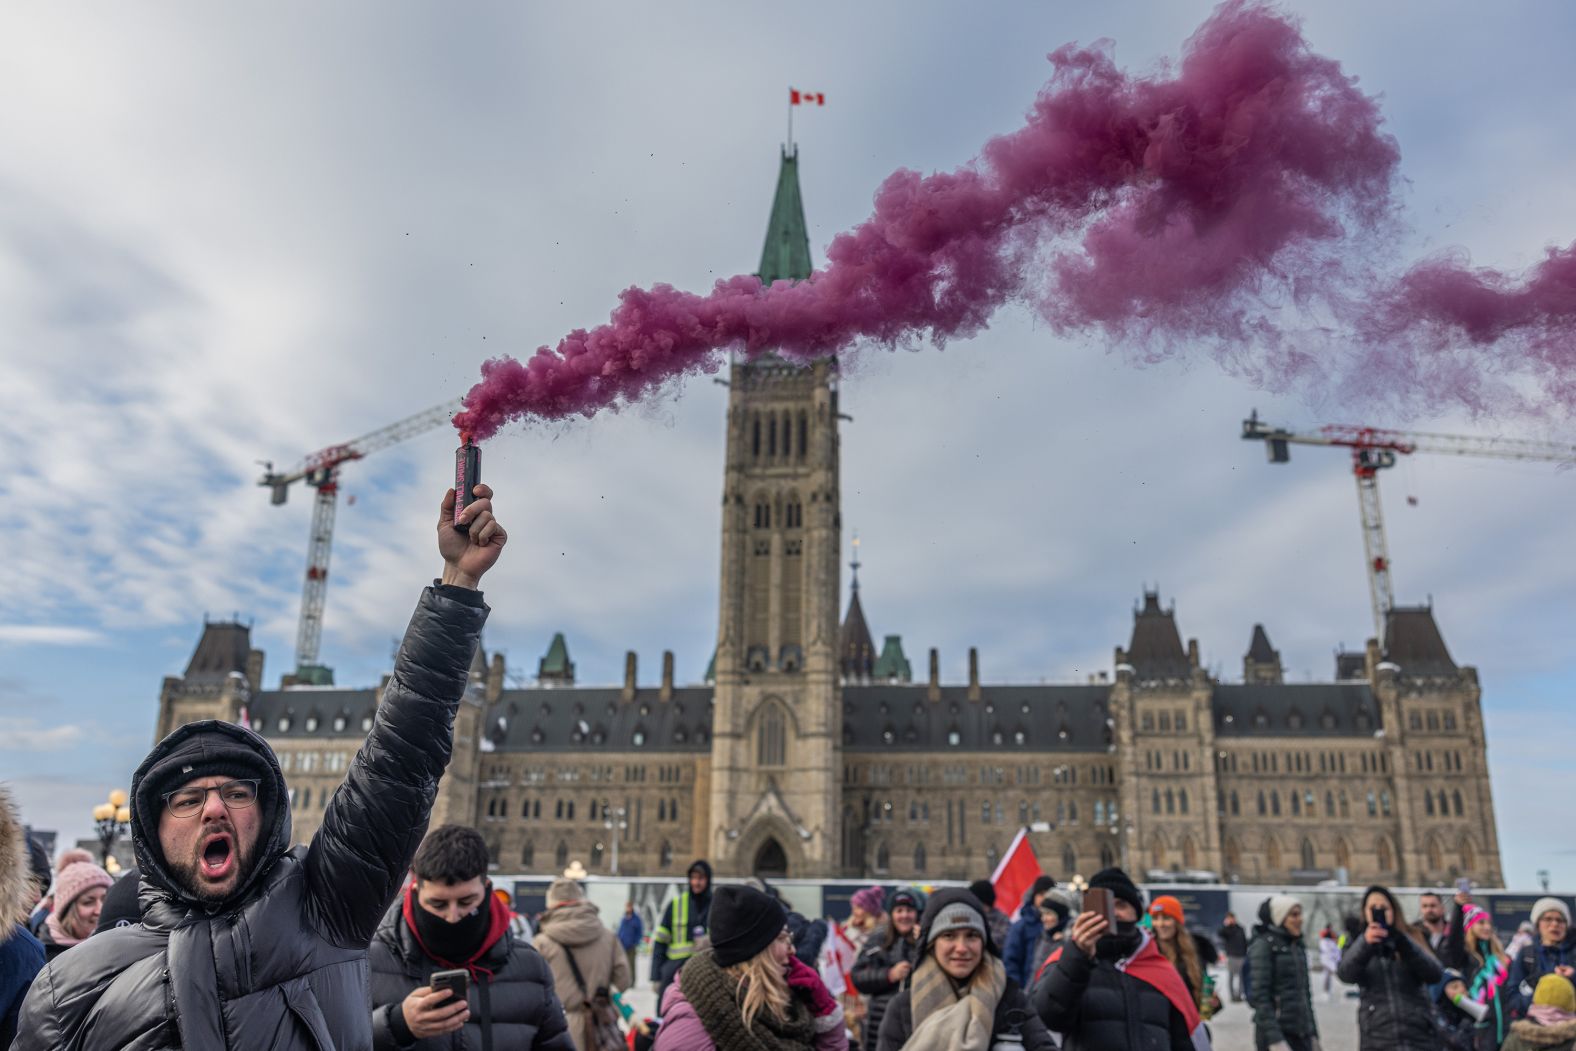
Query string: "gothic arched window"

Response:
xmin=521 ymin=841 xmax=534 ymax=868
xmin=555 ymin=840 xmax=569 ymax=870
xmin=757 ymin=704 xmax=786 ymax=767
xmin=875 ymin=842 xmax=890 ymax=873
xmin=913 ymin=843 xmax=926 ymax=874
xmin=1062 ymin=843 xmax=1076 ymax=875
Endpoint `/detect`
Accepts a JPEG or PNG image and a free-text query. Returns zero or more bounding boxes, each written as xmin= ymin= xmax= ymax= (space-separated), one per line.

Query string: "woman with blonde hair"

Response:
xmin=655 ymin=884 xmax=846 ymax=1051
xmin=1148 ymin=895 xmax=1221 ymax=1019
xmin=1441 ymin=890 xmax=1511 ymax=1051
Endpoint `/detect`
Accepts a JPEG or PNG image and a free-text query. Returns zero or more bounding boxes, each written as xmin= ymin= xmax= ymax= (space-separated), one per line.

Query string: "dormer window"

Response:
xmin=361 ymin=714 xmax=374 ymax=732
xmin=305 ymin=715 xmax=319 ymax=733
xmin=277 ymin=715 xmax=291 ymax=733
xmin=332 ymin=715 xmax=347 ymax=732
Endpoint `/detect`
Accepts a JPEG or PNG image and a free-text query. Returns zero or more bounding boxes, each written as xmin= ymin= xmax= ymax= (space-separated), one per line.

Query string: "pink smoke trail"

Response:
xmin=453 ymin=0 xmax=1570 ymax=441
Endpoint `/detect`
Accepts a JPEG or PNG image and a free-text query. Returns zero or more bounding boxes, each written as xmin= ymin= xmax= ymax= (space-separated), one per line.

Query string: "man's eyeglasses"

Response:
xmin=162 ymin=779 xmax=260 ymax=818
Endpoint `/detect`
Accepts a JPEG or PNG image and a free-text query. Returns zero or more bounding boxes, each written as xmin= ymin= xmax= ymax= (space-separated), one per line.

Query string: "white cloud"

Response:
xmin=0 ymin=717 xmax=87 ymax=751
xmin=0 ymin=625 xmax=105 ymax=645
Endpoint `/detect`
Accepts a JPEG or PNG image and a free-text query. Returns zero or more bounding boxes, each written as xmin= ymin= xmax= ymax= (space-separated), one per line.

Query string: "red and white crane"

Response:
xmin=1242 ymin=411 xmax=1576 ymax=641
xmin=259 ymin=400 xmax=463 ymax=682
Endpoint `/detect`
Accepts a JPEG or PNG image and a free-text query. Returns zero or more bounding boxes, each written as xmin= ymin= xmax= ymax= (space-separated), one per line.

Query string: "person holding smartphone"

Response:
xmin=370 ymin=824 xmax=574 ymax=1050
xmin=1335 ymin=885 xmax=1441 ymax=1051
xmin=1031 ymin=867 xmax=1207 ymax=1050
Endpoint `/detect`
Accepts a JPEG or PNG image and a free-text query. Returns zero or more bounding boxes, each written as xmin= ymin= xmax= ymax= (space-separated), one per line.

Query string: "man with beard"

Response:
xmin=1418 ymin=892 xmax=1450 ymax=953
xmin=370 ymin=824 xmax=573 ymax=1050
xmin=13 ymin=484 xmax=506 ymax=1051
xmin=1032 ymin=867 xmax=1209 ymax=1051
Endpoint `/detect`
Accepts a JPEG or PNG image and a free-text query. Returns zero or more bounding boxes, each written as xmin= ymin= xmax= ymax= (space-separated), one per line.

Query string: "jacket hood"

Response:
xmin=1509 ymin=1017 xmax=1576 ymax=1047
xmin=130 ymin=718 xmax=292 ymax=911
xmin=687 ymin=859 xmax=713 ymax=890
xmin=538 ymin=899 xmax=610 ymax=948
xmin=0 ymin=785 xmax=34 ymax=939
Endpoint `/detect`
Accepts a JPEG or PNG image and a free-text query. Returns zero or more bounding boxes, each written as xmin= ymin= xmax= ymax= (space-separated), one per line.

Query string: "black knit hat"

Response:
xmin=1026 ymin=875 xmax=1057 ymax=905
xmin=709 ymin=884 xmax=786 ymax=966
xmin=887 ymin=886 xmax=926 ymax=914
xmin=967 ymin=879 xmax=996 ymax=908
xmin=94 ymin=867 xmax=143 ymax=933
xmin=1088 ymin=866 xmax=1143 ymax=913
xmin=134 ymin=725 xmax=277 ymax=876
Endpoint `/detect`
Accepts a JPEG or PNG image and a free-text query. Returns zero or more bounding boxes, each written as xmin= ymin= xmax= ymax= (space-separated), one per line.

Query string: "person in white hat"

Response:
xmin=1509 ymin=897 xmax=1576 ymax=1016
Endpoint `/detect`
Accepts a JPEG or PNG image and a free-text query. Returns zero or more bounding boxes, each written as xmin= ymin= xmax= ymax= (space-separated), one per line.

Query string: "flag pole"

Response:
xmin=787 ymin=88 xmax=794 ymax=153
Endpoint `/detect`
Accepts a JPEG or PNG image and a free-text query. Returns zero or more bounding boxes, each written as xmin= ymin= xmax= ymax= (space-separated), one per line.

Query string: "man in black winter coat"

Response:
xmin=370 ymin=824 xmax=572 ymax=1050
xmin=13 ymin=483 xmax=507 ymax=1051
xmin=1032 ymin=867 xmax=1204 ymax=1051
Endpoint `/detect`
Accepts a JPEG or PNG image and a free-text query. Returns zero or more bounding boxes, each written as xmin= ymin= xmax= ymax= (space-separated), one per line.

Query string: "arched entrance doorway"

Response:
xmin=754 ymin=838 xmax=789 ymax=878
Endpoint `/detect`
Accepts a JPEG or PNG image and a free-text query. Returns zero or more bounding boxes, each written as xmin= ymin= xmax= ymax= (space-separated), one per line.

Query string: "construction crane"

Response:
xmin=259 ymin=399 xmax=464 ymax=682
xmin=1242 ymin=411 xmax=1576 ymax=641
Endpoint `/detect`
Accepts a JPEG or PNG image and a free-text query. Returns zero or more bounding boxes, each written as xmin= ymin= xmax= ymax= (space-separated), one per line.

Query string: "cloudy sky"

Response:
xmin=2 ymin=1 xmax=1572 ymax=887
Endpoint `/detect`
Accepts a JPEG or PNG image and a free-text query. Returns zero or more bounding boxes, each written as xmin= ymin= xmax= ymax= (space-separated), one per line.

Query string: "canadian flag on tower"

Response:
xmin=790 ymin=88 xmax=826 ymax=106
xmin=991 ymin=828 xmax=1045 ymax=913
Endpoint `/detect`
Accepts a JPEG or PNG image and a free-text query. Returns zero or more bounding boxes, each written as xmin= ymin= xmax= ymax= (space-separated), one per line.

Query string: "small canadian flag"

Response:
xmin=790 ymin=88 xmax=826 ymax=106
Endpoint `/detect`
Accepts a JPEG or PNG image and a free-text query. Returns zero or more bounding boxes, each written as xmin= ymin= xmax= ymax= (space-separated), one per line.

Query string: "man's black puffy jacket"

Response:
xmin=13 ymin=585 xmax=487 ymax=1051
xmin=1336 ymin=932 xmax=1443 ymax=1051
xmin=850 ymin=927 xmax=919 ymax=1051
xmin=369 ymin=899 xmax=574 ymax=1051
xmin=1031 ymin=939 xmax=1194 ymax=1051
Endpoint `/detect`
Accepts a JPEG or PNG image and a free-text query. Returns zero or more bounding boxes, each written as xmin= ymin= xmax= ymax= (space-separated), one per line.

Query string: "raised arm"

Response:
xmin=305 ymin=485 xmax=505 ymax=947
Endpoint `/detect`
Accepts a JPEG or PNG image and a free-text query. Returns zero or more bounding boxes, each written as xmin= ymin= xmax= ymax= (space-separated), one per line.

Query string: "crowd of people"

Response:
xmin=2 ymin=486 xmax=1573 ymax=1050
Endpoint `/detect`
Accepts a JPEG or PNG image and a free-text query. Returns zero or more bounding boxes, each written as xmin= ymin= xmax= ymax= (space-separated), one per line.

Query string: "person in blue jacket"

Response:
xmin=0 ymin=790 xmax=47 ymax=1048
xmin=1508 ymin=898 xmax=1576 ymax=1016
xmin=1003 ymin=875 xmax=1057 ymax=988
xmin=617 ymin=899 xmax=644 ymax=984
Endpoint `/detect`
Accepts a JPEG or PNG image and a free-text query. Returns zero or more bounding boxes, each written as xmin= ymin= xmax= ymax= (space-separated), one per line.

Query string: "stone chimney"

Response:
xmin=1187 ymin=638 xmax=1200 ymax=669
xmin=660 ymin=650 xmax=674 ymax=701
xmin=245 ymin=649 xmax=265 ymax=694
xmin=928 ymin=648 xmax=941 ymax=703
xmin=622 ymin=651 xmax=637 ymax=702
xmin=968 ymin=647 xmax=981 ymax=702
xmin=487 ymin=654 xmax=505 ymax=703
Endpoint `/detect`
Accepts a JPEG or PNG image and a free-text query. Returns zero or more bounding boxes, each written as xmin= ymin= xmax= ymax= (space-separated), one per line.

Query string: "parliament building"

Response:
xmin=156 ymin=150 xmax=1503 ymax=888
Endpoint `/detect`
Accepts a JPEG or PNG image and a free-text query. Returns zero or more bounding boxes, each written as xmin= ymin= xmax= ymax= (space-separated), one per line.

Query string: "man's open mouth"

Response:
xmin=199 ymin=833 xmax=235 ymax=880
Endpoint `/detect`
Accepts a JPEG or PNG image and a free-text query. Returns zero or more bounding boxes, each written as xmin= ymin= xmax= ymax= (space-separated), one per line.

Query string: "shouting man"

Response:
xmin=14 ymin=484 xmax=505 ymax=1050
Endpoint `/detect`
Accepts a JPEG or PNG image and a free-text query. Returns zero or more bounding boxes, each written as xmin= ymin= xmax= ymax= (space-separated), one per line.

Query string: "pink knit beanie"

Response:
xmin=52 ymin=861 xmax=113 ymax=920
xmin=851 ymin=886 xmax=886 ymax=915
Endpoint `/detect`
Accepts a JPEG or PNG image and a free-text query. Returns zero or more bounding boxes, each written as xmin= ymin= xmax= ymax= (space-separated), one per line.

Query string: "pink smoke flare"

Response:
xmin=453 ymin=1 xmax=1574 ymax=441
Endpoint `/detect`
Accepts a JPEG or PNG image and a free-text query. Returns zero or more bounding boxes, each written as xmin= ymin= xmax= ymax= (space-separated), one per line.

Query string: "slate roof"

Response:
xmin=1383 ymin=607 xmax=1458 ymax=676
xmin=484 ymin=687 xmax=715 ymax=753
xmin=841 ymin=684 xmax=1113 ymax=753
xmin=839 ymin=591 xmax=875 ymax=679
xmin=247 ymin=688 xmax=377 ymax=739
xmin=1212 ymin=683 xmax=1381 ymax=737
xmin=1125 ymin=592 xmax=1190 ymax=679
xmin=1246 ymin=624 xmax=1278 ymax=663
xmin=183 ymin=622 xmax=252 ymax=685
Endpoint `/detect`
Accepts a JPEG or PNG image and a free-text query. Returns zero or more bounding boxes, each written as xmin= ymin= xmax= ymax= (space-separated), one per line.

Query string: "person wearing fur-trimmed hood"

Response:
xmin=0 ymin=787 xmax=46 ymax=1048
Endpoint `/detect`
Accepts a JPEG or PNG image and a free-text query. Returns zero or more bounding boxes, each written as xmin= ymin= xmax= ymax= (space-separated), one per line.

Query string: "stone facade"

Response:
xmin=153 ymin=148 xmax=1503 ymax=888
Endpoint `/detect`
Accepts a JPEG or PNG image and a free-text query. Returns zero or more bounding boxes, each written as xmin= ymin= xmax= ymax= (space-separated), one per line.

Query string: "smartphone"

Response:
xmin=1372 ymin=905 xmax=1390 ymax=929
xmin=1456 ymin=877 xmax=1473 ymax=895
xmin=1083 ymin=887 xmax=1117 ymax=927
xmin=430 ymin=968 xmax=469 ymax=1002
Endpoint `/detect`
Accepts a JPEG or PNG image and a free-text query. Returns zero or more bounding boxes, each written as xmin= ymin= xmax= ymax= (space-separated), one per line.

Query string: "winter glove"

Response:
xmin=786 ymin=956 xmax=839 ymax=1018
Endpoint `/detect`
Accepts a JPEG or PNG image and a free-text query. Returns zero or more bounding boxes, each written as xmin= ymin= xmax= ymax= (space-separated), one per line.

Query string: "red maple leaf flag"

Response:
xmin=790 ymin=88 xmax=826 ymax=106
xmin=991 ymin=828 xmax=1044 ymax=913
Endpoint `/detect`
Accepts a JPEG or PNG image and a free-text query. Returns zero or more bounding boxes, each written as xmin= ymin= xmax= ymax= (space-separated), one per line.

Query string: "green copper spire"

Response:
xmin=537 ymin=632 xmax=575 ymax=684
xmin=757 ymin=148 xmax=812 ymax=285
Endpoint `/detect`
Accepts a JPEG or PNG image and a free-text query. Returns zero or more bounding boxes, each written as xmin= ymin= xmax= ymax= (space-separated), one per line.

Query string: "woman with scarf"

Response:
xmin=654 ymin=884 xmax=846 ymax=1051
xmin=874 ymin=888 xmax=1052 ymax=1051
xmin=1149 ymin=895 xmax=1221 ymax=1021
xmin=1501 ymin=974 xmax=1576 ymax=1051
xmin=1334 ymin=885 xmax=1441 ymax=1051
xmin=36 ymin=860 xmax=111 ymax=960
xmin=1441 ymin=891 xmax=1511 ymax=1050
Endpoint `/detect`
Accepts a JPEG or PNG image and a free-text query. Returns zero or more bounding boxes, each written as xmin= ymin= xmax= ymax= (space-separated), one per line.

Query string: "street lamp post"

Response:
xmin=93 ymin=789 xmax=131 ymax=870
xmin=601 ymin=801 xmax=628 ymax=876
